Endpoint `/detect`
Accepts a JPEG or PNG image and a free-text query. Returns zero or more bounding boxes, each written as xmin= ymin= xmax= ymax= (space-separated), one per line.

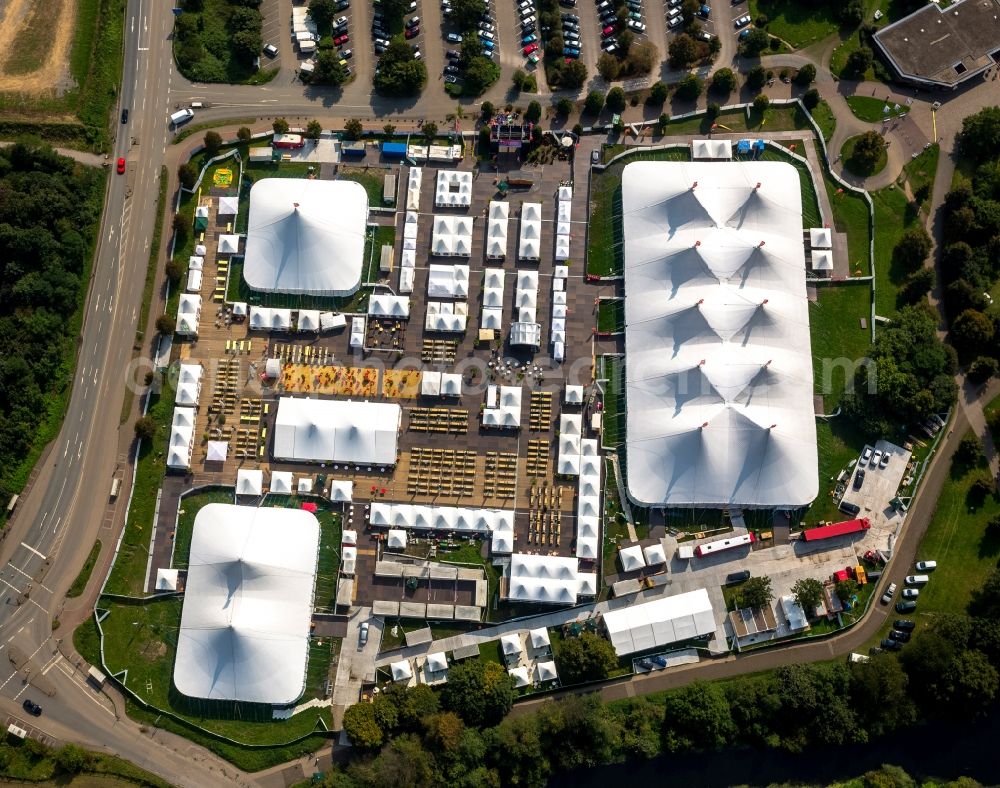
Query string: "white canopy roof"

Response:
xmin=425 ymin=301 xmax=467 ymax=332
xmin=508 ymin=666 xmax=530 ymax=688
xmin=558 ymin=185 xmax=573 ymax=201
xmin=565 ymin=385 xmax=584 ymax=404
xmin=328 ymin=479 xmax=353 ymax=501
xmin=242 ymin=179 xmax=368 ymax=296
xmin=155 ymin=568 xmax=179 ymax=591
xmin=500 ymin=633 xmax=522 ymax=656
xmin=368 ymin=294 xmax=410 ymax=318
xmin=643 ymin=542 xmax=667 ymax=565
xmin=426 ymin=652 xmax=448 ymax=673
xmin=386 ymin=529 xmax=407 ymax=550
xmin=369 ymin=503 xmax=514 ymax=535
xmin=406 ymin=167 xmax=422 ymax=211
xmin=297 ymin=476 xmax=314 ymax=494
xmin=602 ymin=589 xmax=716 ymax=656
xmin=218 ymin=234 xmax=240 ymax=255
xmin=186 ymin=268 xmax=202 ymax=293
xmin=236 ymin=469 xmax=264 ymax=496
xmin=297 ymin=309 xmax=321 ymax=332
xmin=342 ymin=546 xmax=357 ymax=574
xmin=441 ymin=373 xmax=462 ymax=397
xmin=487 ymin=201 xmax=509 ymax=258
xmin=529 ymin=627 xmax=550 ymax=649
xmin=577 ymin=535 xmax=599 ymax=559
xmin=218 ymin=195 xmax=239 ymax=216
xmin=482 ymin=385 xmax=522 ymax=428
xmin=173 ymin=504 xmax=320 ymax=703
xmin=427 ymin=264 xmax=470 ymax=298
xmin=167 ymin=407 xmax=195 ymax=469
xmin=430 ymin=215 xmax=474 ymax=257
xmin=350 ymin=317 xmax=365 ymax=347
xmin=270 ymin=471 xmax=293 ymax=494
xmin=399 ymin=266 xmax=415 ymax=294
xmin=175 ymin=294 xmax=201 ymax=336
xmin=435 ymin=170 xmax=473 ymax=207
xmin=621 ymin=161 xmax=818 ymax=509
xmin=619 ymin=544 xmax=646 ymax=572
xmin=691 ymin=139 xmax=733 ymax=160
xmin=391 ymin=659 xmax=413 ymax=681
xmin=535 ymin=660 xmax=558 ymax=682
xmin=812 ymin=249 xmax=834 ymax=271
xmin=232 ymin=301 xmax=247 ymax=317
xmin=421 ymin=370 xmax=442 ymax=396
xmin=273 ymin=398 xmax=400 ymax=465
xmin=809 ymin=227 xmax=832 ymax=249
xmin=206 ymin=440 xmax=228 ymax=462
xmin=518 ymin=203 xmax=543 ymax=260
xmin=342 ymin=529 xmax=357 ymax=546
xmin=188 ymin=256 xmax=204 ymax=271
xmin=194 ymin=243 xmax=207 ymax=256
xmin=505 ymin=553 xmax=584 ymax=605
xmin=509 ymin=322 xmax=541 ymax=348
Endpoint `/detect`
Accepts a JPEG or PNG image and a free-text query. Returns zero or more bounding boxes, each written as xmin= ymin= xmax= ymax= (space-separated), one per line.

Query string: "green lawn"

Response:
xmin=846 ymin=95 xmax=899 ymax=123
xmin=587 ymin=168 xmax=623 ymax=278
xmin=901 ymin=143 xmax=940 ymax=201
xmin=748 ymin=0 xmax=841 ymax=48
xmin=66 ymin=540 xmax=102 ymax=598
xmin=912 ymin=431 xmax=1000 ymax=615
xmin=762 ymin=140 xmax=821 ymax=228
xmin=809 ymin=283 xmax=873 ymax=409
xmin=104 ymin=379 xmax=176 ymax=597
xmin=818 ymin=148 xmax=871 ymax=275
xmin=842 ymin=134 xmax=888 ymax=177
xmin=597 ymin=299 xmax=624 ymax=334
xmin=808 ymin=418 xmax=868 ymax=524
xmin=438 ymin=541 xmax=499 ymax=617
xmin=600 ymin=355 xmax=626 ymax=450
xmin=811 ymin=100 xmax=837 ymax=144
xmin=173 ymin=489 xmax=234 ymax=569
xmin=339 ymin=166 xmax=393 ymax=206
xmin=871 ymin=183 xmax=913 ymax=316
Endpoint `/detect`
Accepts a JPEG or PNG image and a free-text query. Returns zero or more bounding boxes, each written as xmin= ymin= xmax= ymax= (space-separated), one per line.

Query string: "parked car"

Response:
xmin=738 ymin=26 xmax=751 ymax=39
xmin=601 ymin=38 xmax=617 ymax=51
xmin=335 ymin=0 xmax=350 ymax=9
xmin=523 ymin=43 xmax=539 ymax=55
xmin=853 ymin=468 xmax=865 ymax=490
xmin=522 ymin=33 xmax=537 ymax=43
xmin=263 ymin=43 xmax=278 ymax=58
xmin=698 ymin=3 xmax=711 ymax=16
xmin=902 ymin=588 xmax=920 ymax=598
xmin=563 ymin=21 xmax=580 ymax=31
xmin=562 ymin=12 xmax=579 ymax=20
xmin=896 ymin=600 xmax=917 ymax=613
xmin=559 ymin=0 xmax=577 ymax=6
xmin=444 ymin=64 xmax=460 ymax=74
xmin=880 ymin=582 xmax=897 ymax=604
xmin=446 ymin=49 xmax=461 ymax=59
xmin=404 ymin=26 xmax=419 ymax=38
xmin=880 ymin=638 xmax=902 ymax=651
xmin=879 ymin=451 xmax=890 ymax=468
xmin=481 ymin=38 xmax=494 ymax=49
xmin=726 ymin=569 xmax=751 ymax=585
xmin=116 ymin=157 xmax=126 ymax=174
xmin=563 ymin=46 xmax=580 ymax=56
xmin=445 ymin=75 xmax=459 ymax=83
xmin=889 ymin=630 xmax=911 ymax=643
xmin=480 ymin=21 xmax=495 ymax=31
xmin=893 ymin=619 xmax=916 ymax=631
xmin=120 ymin=108 xmax=129 ymax=124
xmin=906 ymin=574 xmax=930 ymax=586
xmin=627 ymin=19 xmax=646 ymax=31
xmin=602 ymin=24 xmax=615 ymax=35
xmin=861 ymin=447 xmax=873 ymax=464
xmin=915 ymin=560 xmax=937 ymax=571
xmin=335 ymin=15 xmax=349 ymax=26
xmin=697 ymin=30 xmax=712 ymax=41
xmin=446 ymin=32 xmax=462 ymax=42
xmin=840 ymin=500 xmax=860 ymax=516
xmin=734 ymin=13 xmax=751 ymax=27
xmin=521 ymin=14 xmax=536 ymax=24
xmin=870 ymin=449 xmax=882 ymax=467
xmin=667 ymin=15 xmax=683 ymax=28
xmin=340 ymin=48 xmax=353 ymax=58
xmin=22 ymin=699 xmax=42 ymax=716
xmin=334 ymin=33 xmax=350 ymax=45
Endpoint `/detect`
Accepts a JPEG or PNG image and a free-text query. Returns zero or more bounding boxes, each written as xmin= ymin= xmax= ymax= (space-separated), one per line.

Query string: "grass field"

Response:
xmin=339 ymin=166 xmax=391 ymax=206
xmin=871 ymin=183 xmax=913 ymax=317
xmin=748 ymin=0 xmax=841 ymax=48
xmin=811 ymin=100 xmax=837 ymax=143
xmin=66 ymin=540 xmax=102 ymax=598
xmin=809 ymin=418 xmax=869 ymax=524
xmin=762 ymin=140 xmax=822 ymax=228
xmin=911 ymin=431 xmax=1000 ymax=616
xmin=172 ymin=489 xmax=233 ymax=569
xmin=597 ymin=299 xmax=624 ymax=333
xmin=600 ymin=355 xmax=626 ymax=449
xmin=821 ymin=166 xmax=871 ymax=276
xmin=809 ymin=283 xmax=873 ymax=408
xmin=901 ymin=143 xmax=940 ymax=201
xmin=846 ymin=95 xmax=900 ymax=123
xmin=842 ymin=133 xmax=888 ymax=177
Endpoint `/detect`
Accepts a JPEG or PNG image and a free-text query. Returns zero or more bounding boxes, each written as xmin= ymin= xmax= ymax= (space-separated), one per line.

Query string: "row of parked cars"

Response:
xmin=875 ymin=560 xmax=935 ymax=652
xmin=372 ymin=0 xmax=420 ymax=56
xmin=516 ymin=0 xmax=541 ymax=64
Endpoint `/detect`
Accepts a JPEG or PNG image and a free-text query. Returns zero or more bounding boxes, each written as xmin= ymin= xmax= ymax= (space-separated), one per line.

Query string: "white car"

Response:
xmin=734 ymin=13 xmax=751 ymax=28
xmin=861 ymin=447 xmax=873 ymax=464
xmin=479 ymin=21 xmax=495 ymax=31
xmin=915 ymin=560 xmax=937 ymax=571
xmin=880 ymin=582 xmax=897 ymax=604
xmin=627 ymin=19 xmax=646 ymax=31
xmin=335 ymin=15 xmax=349 ymax=26
xmin=902 ymin=588 xmax=920 ymax=598
xmin=359 ymin=621 xmax=370 ymax=647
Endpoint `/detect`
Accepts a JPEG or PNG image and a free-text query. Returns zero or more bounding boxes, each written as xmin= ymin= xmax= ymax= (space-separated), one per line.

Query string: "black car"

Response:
xmin=889 ymin=630 xmax=911 ymax=643
xmin=562 ymin=12 xmax=579 ymax=20
xmin=444 ymin=64 xmax=460 ymax=74
xmin=563 ymin=21 xmax=580 ymax=31
xmin=120 ymin=108 xmax=129 ymax=124
xmin=335 ymin=0 xmax=350 ymax=8
xmin=853 ymin=468 xmax=865 ymax=490
xmin=22 ymin=699 xmax=41 ymax=716
xmin=446 ymin=49 xmax=461 ymax=59
xmin=840 ymin=500 xmax=861 ymax=516
xmin=880 ymin=638 xmax=902 ymax=651
xmin=725 ymin=569 xmax=751 ymax=585
xmin=600 ymin=11 xmax=616 ymax=22
xmin=559 ymin=0 xmax=577 ymax=5
xmin=893 ymin=619 xmax=916 ymax=631
xmin=332 ymin=23 xmax=349 ymax=35
xmin=896 ymin=600 xmax=917 ymax=613
xmin=375 ymin=43 xmax=387 ymax=53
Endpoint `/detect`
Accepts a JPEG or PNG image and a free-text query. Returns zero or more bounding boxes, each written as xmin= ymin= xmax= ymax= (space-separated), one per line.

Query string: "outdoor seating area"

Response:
xmin=405 ymin=448 xmax=477 ymax=498
xmin=484 ymin=452 xmax=518 ymax=500
xmin=528 ymin=391 xmax=553 ymax=432
xmin=366 ymin=318 xmax=407 ymax=350
xmin=207 ymin=357 xmax=241 ymax=417
xmin=382 ymin=370 xmax=422 ymax=399
xmin=525 ymin=439 xmax=550 ymax=477
xmin=280 ymin=364 xmax=379 ymax=396
xmin=526 ymin=510 xmax=563 ymax=547
xmin=270 ymin=342 xmax=335 ymax=366
xmin=420 ymin=339 xmax=459 ymax=364
xmin=407 ymin=407 xmax=469 ymax=434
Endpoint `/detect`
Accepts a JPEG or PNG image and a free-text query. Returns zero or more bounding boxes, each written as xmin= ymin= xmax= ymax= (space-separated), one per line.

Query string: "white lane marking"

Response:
xmin=19 ymin=544 xmax=46 ymax=561
xmin=6 ymin=564 xmax=52 ymax=594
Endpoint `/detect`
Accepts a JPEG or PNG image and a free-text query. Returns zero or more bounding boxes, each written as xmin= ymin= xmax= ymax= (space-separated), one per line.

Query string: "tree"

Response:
xmin=939 ymin=650 xmax=1000 ymax=716
xmin=959 ymin=106 xmax=1000 ymax=163
xmin=555 ymin=631 xmax=618 ymax=684
xmin=343 ymin=702 xmax=384 ymax=750
xmin=442 ymin=660 xmax=515 ymax=727
xmin=155 ymin=314 xmax=174 ymax=334
xmin=952 ymin=309 xmax=994 ymax=357
xmin=463 ymin=56 xmax=500 ymax=96
xmin=835 ymin=578 xmax=860 ymax=604
xmin=308 ymin=0 xmax=337 ymax=33
xmin=310 ymin=50 xmax=347 ymax=86
xmin=791 ymin=578 xmax=823 ymax=615
xmin=421 ymin=121 xmax=438 ymax=140
xmin=710 ymin=67 xmax=736 ymax=94
xmin=899 ymin=267 xmax=935 ymax=305
xmin=231 ymin=29 xmax=262 ymax=62
xmin=536 ymin=695 xmax=616 ymax=772
xmin=597 ymin=53 xmax=620 ymax=82
xmin=343 ymin=118 xmax=364 ymax=140
xmin=480 ymin=100 xmax=494 ymax=120
xmin=795 ymin=63 xmax=816 ymax=85
xmin=668 ymin=33 xmax=698 ymax=68
xmin=525 ymin=101 xmax=542 ymax=123
xmin=843 ymin=47 xmax=873 ymax=79
xmin=803 ymin=88 xmax=820 ymax=110
xmin=675 ymin=74 xmax=702 ymax=101
xmin=625 ymin=40 xmax=658 ymax=75
xmin=560 ymin=59 xmax=588 ymax=89
xmin=584 ymin=90 xmax=605 ymax=116
xmin=304 ymin=120 xmax=323 ymax=140
xmin=739 ymin=576 xmax=773 ymax=610
xmin=237 ymin=126 xmax=252 ymax=143
xmin=606 ymin=87 xmax=627 ymax=113
xmin=661 ymin=681 xmax=735 ymax=752
xmin=647 ymin=81 xmax=668 ymax=105
xmin=892 ymin=226 xmax=933 ymax=273
xmin=374 ymin=38 xmax=428 ymax=97
xmin=850 ymin=130 xmax=885 ymax=172
xmin=397 ymin=683 xmax=440 ymax=730
xmin=849 ymin=657 xmax=916 ymax=737
xmin=969 ymin=569 xmax=1000 ymax=619
xmin=969 ymin=356 xmax=999 ymax=384
xmin=511 ymin=69 xmax=527 ymax=91
xmin=164 ymin=258 xmax=183 ymax=283
xmin=740 ymin=27 xmax=770 ymax=57
xmin=449 ymin=0 xmax=488 ymax=33
xmin=177 ymin=161 xmax=197 ymax=189
xmin=556 ymin=97 xmax=574 ymax=117
xmin=487 ymin=716 xmax=549 ymax=786
xmin=272 ymin=117 xmax=290 ymax=134
xmin=746 ymin=64 xmax=767 ymax=90
xmin=840 ymin=0 xmax=865 ymax=26
xmin=423 ymin=711 xmax=465 ymax=754
xmin=202 ymin=131 xmax=223 ymax=155
xmin=753 ymin=93 xmax=770 ymax=112
xmin=54 ymin=744 xmax=89 ymax=774
xmin=861 ymin=765 xmax=917 ymax=788
xmin=956 ymin=433 xmax=983 ymax=465
xmin=134 ymin=415 xmax=157 ymax=441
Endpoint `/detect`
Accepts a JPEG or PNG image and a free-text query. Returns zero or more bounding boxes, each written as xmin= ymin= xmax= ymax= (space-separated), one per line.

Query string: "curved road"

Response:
xmin=0 ymin=4 xmax=990 ymax=786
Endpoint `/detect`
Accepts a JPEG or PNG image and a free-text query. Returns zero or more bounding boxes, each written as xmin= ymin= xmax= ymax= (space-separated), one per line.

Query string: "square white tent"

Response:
xmin=620 ymin=161 xmax=818 ymax=509
xmin=350 ymin=317 xmax=365 ymax=348
xmin=391 ymin=660 xmax=413 ymax=682
xmin=167 ymin=407 xmax=196 ymax=469
xmin=565 ymin=385 xmax=584 ymax=405
xmin=175 ymin=294 xmax=201 ymax=336
xmin=619 ymin=544 xmax=646 ymax=572
xmin=270 ymin=471 xmax=294 ymax=494
xmin=206 ymin=440 xmax=228 ymax=462
xmin=386 ymin=529 xmax=407 ymax=550
xmin=273 ymin=398 xmax=401 ymax=465
xmin=425 ymin=301 xmax=468 ymax=332
xmin=421 ymin=370 xmax=442 ymax=396
xmin=218 ymin=195 xmax=239 ymax=216
xmin=342 ymin=530 xmax=357 ymax=546
xmin=643 ymin=542 xmax=667 ymax=566
xmin=601 ymin=589 xmax=717 ymax=656
xmin=508 ymin=666 xmax=530 ymax=688
xmin=173 ymin=504 xmax=320 ymax=704
xmin=426 ymin=652 xmax=448 ymax=673
xmin=328 ymin=479 xmax=354 ymax=502
xmin=430 ymin=215 xmax=474 ymax=257
xmin=528 ymin=628 xmax=550 ymax=649
xmin=236 ymin=469 xmax=264 ymax=496
xmin=812 ymin=249 xmax=834 ymax=271
xmin=297 ymin=476 xmax=314 ymax=494
xmin=535 ymin=661 xmax=558 ymax=682
xmin=427 ymin=264 xmax=470 ymax=298
xmin=218 ymin=234 xmax=241 ymax=255
xmin=297 ymin=310 xmax=321 ymax=332
xmin=155 ymin=568 xmax=179 ymax=591
xmin=435 ymin=170 xmax=473 ymax=207
xmin=809 ymin=227 xmax=833 ymax=249
xmin=441 ymin=373 xmax=462 ymax=397
xmin=500 ymin=633 xmax=522 ymax=656
xmin=342 ymin=546 xmax=357 ymax=574
xmin=577 ymin=535 xmax=599 ymax=559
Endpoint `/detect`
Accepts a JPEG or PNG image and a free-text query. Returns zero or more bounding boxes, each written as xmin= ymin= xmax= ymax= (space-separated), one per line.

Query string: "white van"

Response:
xmin=170 ymin=108 xmax=195 ymax=127
xmin=905 ymin=574 xmax=930 ymax=586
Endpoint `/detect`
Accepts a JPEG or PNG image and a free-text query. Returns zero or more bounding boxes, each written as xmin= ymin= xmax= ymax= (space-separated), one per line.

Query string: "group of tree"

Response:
xmin=456 ymin=34 xmax=500 ymax=96
xmin=307 ymin=50 xmax=349 ymax=86
xmin=174 ymin=0 xmax=263 ymax=82
xmin=0 ymin=143 xmax=105 ymax=504
xmin=847 ymin=129 xmax=887 ymax=174
xmin=597 ymin=38 xmax=659 ymax=82
xmin=937 ymin=106 xmax=1000 ymax=374
xmin=447 ymin=0 xmax=488 ymax=33
xmin=667 ymin=32 xmax=714 ymax=70
xmin=374 ymin=37 xmax=428 ymax=96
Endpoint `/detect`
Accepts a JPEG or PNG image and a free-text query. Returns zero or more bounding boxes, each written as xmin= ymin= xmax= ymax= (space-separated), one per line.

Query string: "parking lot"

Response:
xmin=839 ymin=440 xmax=913 ymax=526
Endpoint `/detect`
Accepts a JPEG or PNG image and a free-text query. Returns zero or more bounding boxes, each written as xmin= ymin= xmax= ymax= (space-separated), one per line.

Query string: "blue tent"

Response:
xmin=736 ymin=139 xmax=751 ymax=155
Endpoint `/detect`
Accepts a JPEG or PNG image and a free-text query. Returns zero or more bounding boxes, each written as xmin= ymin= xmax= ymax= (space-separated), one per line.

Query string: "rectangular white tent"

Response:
xmin=406 ymin=167 xmax=422 ymax=211
xmin=435 ymin=170 xmax=473 ymax=207
xmin=186 ymin=268 xmax=202 ymax=293
xmin=691 ymin=139 xmax=733 ymax=160
xmin=175 ymin=294 xmax=201 ymax=336
xmin=369 ymin=503 xmax=514 ymax=537
xmin=427 ymin=264 xmax=470 ymax=298
xmin=510 ymin=322 xmax=541 ymax=347
xmin=780 ymin=595 xmax=809 ymax=631
xmin=430 ymin=215 xmax=474 ymax=257
xmin=621 ymin=161 xmax=818 ymax=509
xmin=601 ymin=589 xmax=716 ymax=656
xmin=425 ymin=301 xmax=467 ymax=332
xmin=504 ymin=553 xmax=585 ymax=605
xmin=350 ymin=317 xmax=365 ymax=348
xmin=273 ymin=397 xmax=401 ymax=465
xmin=167 ymin=407 xmax=196 ymax=469
xmin=175 ymin=363 xmax=203 ymax=407
xmin=173 ymin=504 xmax=320 ymax=704
xmin=421 ymin=370 xmax=442 ymax=396
xmin=486 ymin=201 xmax=509 ymax=259
xmin=518 ymin=203 xmax=542 ymax=261
xmin=368 ymin=294 xmax=410 ymax=318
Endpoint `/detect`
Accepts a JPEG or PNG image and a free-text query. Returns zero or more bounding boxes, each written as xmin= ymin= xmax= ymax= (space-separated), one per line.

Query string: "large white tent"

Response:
xmin=369 ymin=503 xmax=513 ymax=537
xmin=504 ymin=553 xmax=587 ymax=605
xmin=175 ymin=363 xmax=203 ymax=408
xmin=435 ymin=170 xmax=473 ymax=207
xmin=601 ymin=589 xmax=716 ymax=656
xmin=236 ymin=469 xmax=264 ymax=496
xmin=518 ymin=203 xmax=542 ymax=261
xmin=167 ymin=407 xmax=195 ymax=469
xmin=427 ymin=264 xmax=470 ymax=298
xmin=273 ymin=397 xmax=401 ymax=465
xmin=621 ymin=161 xmax=818 ymax=509
xmin=173 ymin=504 xmax=320 ymax=704
xmin=430 ymin=215 xmax=474 ymax=257
xmin=425 ymin=301 xmax=467 ymax=332
xmin=242 ymin=179 xmax=368 ymax=296
xmin=486 ymin=201 xmax=509 ymax=259
xmin=619 ymin=544 xmax=646 ymax=572
xmin=175 ymin=294 xmax=201 ymax=336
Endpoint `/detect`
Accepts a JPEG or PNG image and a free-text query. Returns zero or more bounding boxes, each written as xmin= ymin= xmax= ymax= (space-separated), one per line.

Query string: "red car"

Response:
xmin=404 ymin=25 xmax=419 ymax=38
xmin=602 ymin=24 xmax=616 ymax=35
xmin=334 ymin=33 xmax=349 ymax=45
xmin=523 ymin=42 xmax=539 ymax=55
xmin=116 ymin=157 xmax=126 ymax=174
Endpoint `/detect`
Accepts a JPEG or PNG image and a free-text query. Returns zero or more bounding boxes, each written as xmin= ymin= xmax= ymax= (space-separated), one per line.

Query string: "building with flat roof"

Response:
xmin=873 ymin=0 xmax=1000 ymax=89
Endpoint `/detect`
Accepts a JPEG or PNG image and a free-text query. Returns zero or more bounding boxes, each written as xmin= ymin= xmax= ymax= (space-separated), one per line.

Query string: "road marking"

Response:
xmin=40 ymin=654 xmax=60 ymax=675
xmin=19 ymin=544 xmax=46 ymax=561
xmin=6 ymin=564 xmax=52 ymax=594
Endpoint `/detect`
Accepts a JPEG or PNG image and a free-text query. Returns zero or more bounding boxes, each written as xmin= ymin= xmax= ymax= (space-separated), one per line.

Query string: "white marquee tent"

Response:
xmin=386 ymin=529 xmax=407 ymax=550
xmin=270 ymin=471 xmax=293 ymax=494
xmin=529 ymin=627 xmax=550 ymax=650
xmin=621 ymin=161 xmax=818 ymax=509
xmin=431 ymin=215 xmax=474 ymax=257
xmin=535 ymin=661 xmax=558 ymax=682
xmin=482 ymin=385 xmax=522 ymax=429
xmin=619 ymin=544 xmax=646 ymax=572
xmin=273 ymin=397 xmax=401 ymax=465
xmin=486 ymin=201 xmax=509 ymax=259
xmin=175 ymin=363 xmax=203 ymax=408
xmin=809 ymin=227 xmax=832 ymax=249
xmin=236 ymin=469 xmax=264 ymax=496
xmin=691 ymin=139 xmax=733 ymax=160
xmin=206 ymin=440 xmax=228 ymax=463
xmin=218 ymin=195 xmax=239 ymax=216
xmin=504 ymin=553 xmax=587 ymax=605
xmin=500 ymin=633 xmax=522 ymax=656
xmin=175 ymin=294 xmax=201 ymax=336
xmin=435 ymin=170 xmax=473 ymax=207
xmin=369 ymin=503 xmax=514 ymax=539
xmin=518 ymin=203 xmax=543 ymax=261
xmin=426 ymin=652 xmax=448 ymax=673
xmin=242 ymin=179 xmax=368 ymax=296
xmin=406 ymin=167 xmax=422 ymax=211
xmin=425 ymin=301 xmax=467 ymax=332
xmin=643 ymin=542 xmax=667 ymax=566
xmin=218 ymin=234 xmax=240 ymax=255
xmin=427 ymin=264 xmax=470 ymax=298
xmin=368 ymin=294 xmax=410 ymax=318
xmin=167 ymin=407 xmax=196 ymax=469
xmin=602 ymin=589 xmax=716 ymax=656
xmin=391 ymin=660 xmax=413 ymax=682
xmin=173 ymin=504 xmax=320 ymax=703
xmin=508 ymin=666 xmax=530 ymax=688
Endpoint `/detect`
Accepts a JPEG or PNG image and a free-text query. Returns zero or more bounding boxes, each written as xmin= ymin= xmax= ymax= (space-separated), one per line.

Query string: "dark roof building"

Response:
xmin=873 ymin=0 xmax=1000 ymax=89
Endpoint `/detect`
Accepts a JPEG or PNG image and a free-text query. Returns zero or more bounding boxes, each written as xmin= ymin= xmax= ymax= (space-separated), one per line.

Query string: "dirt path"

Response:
xmin=0 ymin=0 xmax=77 ymax=94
